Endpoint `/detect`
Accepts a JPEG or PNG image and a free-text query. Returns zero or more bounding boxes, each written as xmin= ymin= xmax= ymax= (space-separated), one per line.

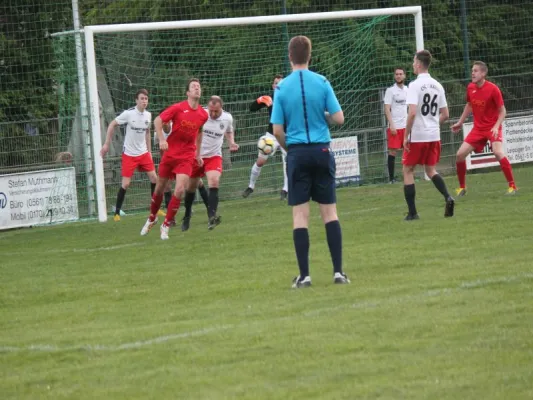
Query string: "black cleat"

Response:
xmin=404 ymin=213 xmax=420 ymax=221
xmin=333 ymin=272 xmax=351 ymax=284
xmin=291 ymin=275 xmax=312 ymax=288
xmin=444 ymin=196 xmax=455 ymax=217
xmin=208 ymin=215 xmax=221 ymax=230
xmin=181 ymin=216 xmax=191 ymax=232
xmin=242 ymin=187 xmax=253 ymax=198
xmin=280 ymin=190 xmax=288 ymax=201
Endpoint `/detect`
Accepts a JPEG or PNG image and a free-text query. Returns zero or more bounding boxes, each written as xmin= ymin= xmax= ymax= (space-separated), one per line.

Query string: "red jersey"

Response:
xmin=159 ymin=100 xmax=208 ymax=157
xmin=466 ymin=81 xmax=504 ymax=131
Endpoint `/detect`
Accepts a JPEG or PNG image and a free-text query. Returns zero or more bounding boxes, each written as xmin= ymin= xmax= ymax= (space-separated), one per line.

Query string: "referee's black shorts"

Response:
xmin=286 ymin=143 xmax=336 ymax=206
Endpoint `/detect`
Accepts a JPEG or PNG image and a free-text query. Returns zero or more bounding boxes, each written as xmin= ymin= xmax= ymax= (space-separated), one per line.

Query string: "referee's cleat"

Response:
xmin=140 ymin=217 xmax=157 ymax=236
xmin=455 ymin=187 xmax=467 ymax=197
xmin=208 ymin=215 xmax=221 ymax=230
xmin=404 ymin=213 xmax=420 ymax=221
xmin=444 ymin=196 xmax=455 ymax=217
xmin=334 ymin=272 xmax=350 ymax=284
xmin=242 ymin=187 xmax=253 ymax=198
xmin=292 ymin=275 xmax=312 ymax=289
xmin=280 ymin=190 xmax=288 ymax=201
xmin=181 ymin=216 xmax=191 ymax=232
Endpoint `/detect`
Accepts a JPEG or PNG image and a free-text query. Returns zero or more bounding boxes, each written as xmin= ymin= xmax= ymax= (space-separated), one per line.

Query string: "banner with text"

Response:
xmin=0 ymin=168 xmax=79 ymax=230
xmin=331 ymin=136 xmax=360 ymax=184
xmin=463 ymin=115 xmax=533 ymax=169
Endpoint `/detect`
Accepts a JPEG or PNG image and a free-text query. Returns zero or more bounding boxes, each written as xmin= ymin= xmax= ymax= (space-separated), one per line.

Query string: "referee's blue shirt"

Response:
xmin=270 ymin=69 xmax=341 ymax=146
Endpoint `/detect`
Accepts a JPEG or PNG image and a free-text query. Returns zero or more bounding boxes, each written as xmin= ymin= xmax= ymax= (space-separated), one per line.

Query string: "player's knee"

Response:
xmin=388 ymin=150 xmax=397 ymax=157
xmin=256 ymin=158 xmax=267 ymax=167
xmin=493 ymin=149 xmax=505 ymax=160
xmin=208 ymin=179 xmax=220 ymax=188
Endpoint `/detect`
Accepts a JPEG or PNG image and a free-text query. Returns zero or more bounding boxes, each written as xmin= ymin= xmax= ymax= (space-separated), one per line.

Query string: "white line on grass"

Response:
xmin=1 ymin=242 xmax=145 ymax=257
xmin=1 ymin=272 xmax=532 ymax=354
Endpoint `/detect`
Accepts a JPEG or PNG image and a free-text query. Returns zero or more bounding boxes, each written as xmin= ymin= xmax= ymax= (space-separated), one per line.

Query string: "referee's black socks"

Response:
xmin=293 ymin=228 xmax=310 ymax=278
xmin=325 ymin=220 xmax=343 ymax=274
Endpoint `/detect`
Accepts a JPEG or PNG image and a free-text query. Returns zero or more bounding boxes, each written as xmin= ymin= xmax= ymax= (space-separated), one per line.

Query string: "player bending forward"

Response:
xmin=181 ymin=95 xmax=239 ymax=231
xmin=242 ymin=74 xmax=289 ymax=200
xmin=140 ymin=78 xmax=208 ymax=240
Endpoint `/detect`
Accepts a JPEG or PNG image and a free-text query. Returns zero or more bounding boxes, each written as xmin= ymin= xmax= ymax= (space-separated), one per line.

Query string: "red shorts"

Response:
xmin=465 ymin=127 xmax=502 ymax=153
xmin=387 ymin=128 xmax=405 ymax=149
xmin=191 ymin=156 xmax=223 ymax=178
xmin=121 ymin=153 xmax=155 ymax=178
xmin=402 ymin=141 xmax=441 ymax=166
xmin=158 ymin=152 xmax=196 ymax=179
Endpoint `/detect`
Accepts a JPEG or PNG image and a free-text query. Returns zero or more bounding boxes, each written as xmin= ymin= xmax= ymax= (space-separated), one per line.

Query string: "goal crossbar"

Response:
xmin=84 ymin=6 xmax=424 ymax=222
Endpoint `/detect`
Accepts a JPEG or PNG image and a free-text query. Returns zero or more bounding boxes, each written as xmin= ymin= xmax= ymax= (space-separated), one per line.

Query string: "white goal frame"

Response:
xmin=84 ymin=6 xmax=424 ymax=222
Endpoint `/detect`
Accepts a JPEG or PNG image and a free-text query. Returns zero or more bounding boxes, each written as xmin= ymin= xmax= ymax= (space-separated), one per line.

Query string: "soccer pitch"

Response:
xmin=1 ymin=167 xmax=533 ymax=399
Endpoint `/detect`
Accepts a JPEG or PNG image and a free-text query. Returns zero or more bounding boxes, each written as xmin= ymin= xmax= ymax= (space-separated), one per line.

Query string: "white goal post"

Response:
xmin=84 ymin=6 xmax=424 ymax=222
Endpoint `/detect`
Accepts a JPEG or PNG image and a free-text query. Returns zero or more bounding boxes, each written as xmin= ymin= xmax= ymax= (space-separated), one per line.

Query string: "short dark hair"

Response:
xmin=273 ymin=74 xmax=283 ymax=81
xmin=289 ymin=36 xmax=312 ymax=65
xmin=209 ymin=95 xmax=223 ymax=107
xmin=473 ymin=61 xmax=488 ymax=73
xmin=394 ymin=67 xmax=406 ymax=74
xmin=135 ymin=88 xmax=148 ymax=99
xmin=415 ymin=50 xmax=432 ymax=69
xmin=186 ymin=78 xmax=200 ymax=93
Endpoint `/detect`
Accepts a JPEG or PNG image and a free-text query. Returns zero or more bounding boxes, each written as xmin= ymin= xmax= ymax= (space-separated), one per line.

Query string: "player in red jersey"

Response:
xmin=140 ymin=78 xmax=208 ymax=240
xmin=451 ymin=61 xmax=517 ymax=195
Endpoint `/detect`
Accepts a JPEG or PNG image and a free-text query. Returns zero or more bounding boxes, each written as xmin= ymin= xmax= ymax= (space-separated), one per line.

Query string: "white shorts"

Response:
xmin=257 ymin=132 xmax=287 ymax=160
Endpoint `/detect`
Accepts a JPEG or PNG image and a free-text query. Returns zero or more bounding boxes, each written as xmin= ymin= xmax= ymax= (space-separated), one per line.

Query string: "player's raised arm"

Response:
xmin=250 ymin=95 xmax=272 ymax=111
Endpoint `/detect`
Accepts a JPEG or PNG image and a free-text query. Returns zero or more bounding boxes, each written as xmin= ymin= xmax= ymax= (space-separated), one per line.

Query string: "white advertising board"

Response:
xmin=0 ymin=167 xmax=79 ymax=230
xmin=331 ymin=136 xmax=361 ymax=184
xmin=463 ymin=115 xmax=533 ymax=169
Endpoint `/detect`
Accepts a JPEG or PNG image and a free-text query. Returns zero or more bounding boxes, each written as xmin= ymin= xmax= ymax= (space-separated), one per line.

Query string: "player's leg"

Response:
xmin=402 ymin=144 xmax=420 ymax=220
xmin=280 ymin=147 xmax=288 ymax=200
xmin=312 ymin=146 xmax=349 ymax=284
xmin=114 ymin=176 xmax=131 ymax=221
xmin=424 ymin=142 xmax=454 ymax=217
xmin=206 ymin=169 xmax=222 ymax=230
xmin=146 ymin=170 xmax=165 ymax=218
xmin=164 ymin=181 xmax=172 ymax=211
xmin=491 ymin=141 xmax=517 ymax=193
xmin=197 ymin=179 xmax=209 ymax=209
xmin=141 ymin=174 xmax=169 ymax=235
xmin=161 ymin=172 xmax=190 ymax=239
xmin=182 ymin=176 xmax=200 ymax=232
xmin=243 ymin=134 xmax=273 ymax=198
xmin=287 ymin=149 xmax=312 ymax=288
xmin=455 ymin=133 xmax=479 ymax=196
xmin=387 ymin=128 xmax=403 ymax=183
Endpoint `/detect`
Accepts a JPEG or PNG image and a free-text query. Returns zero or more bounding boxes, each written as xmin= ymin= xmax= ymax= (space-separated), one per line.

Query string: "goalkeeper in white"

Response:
xmin=242 ymin=74 xmax=289 ymax=200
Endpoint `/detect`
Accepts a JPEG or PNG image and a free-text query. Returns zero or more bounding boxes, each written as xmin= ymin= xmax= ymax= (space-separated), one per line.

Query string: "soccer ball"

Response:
xmin=257 ymin=136 xmax=275 ymax=155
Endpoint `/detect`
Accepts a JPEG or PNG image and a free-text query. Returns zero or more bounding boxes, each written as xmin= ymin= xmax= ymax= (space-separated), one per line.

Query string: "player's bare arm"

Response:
xmin=100 ymin=119 xmax=119 ymax=157
xmin=439 ymin=106 xmax=450 ymax=125
xmin=225 ymin=131 xmax=239 ymax=152
xmin=492 ymin=105 xmax=506 ymax=138
xmin=195 ymin=127 xmax=204 ymax=166
xmin=384 ymin=104 xmax=396 ymax=135
xmin=325 ymin=110 xmax=344 ymax=126
xmin=273 ymin=124 xmax=287 ymax=151
xmin=451 ymin=102 xmax=472 ymax=133
xmin=404 ymin=104 xmax=417 ymax=150
xmin=153 ymin=116 xmax=168 ymax=151
xmin=145 ymin=128 xmax=151 ymax=157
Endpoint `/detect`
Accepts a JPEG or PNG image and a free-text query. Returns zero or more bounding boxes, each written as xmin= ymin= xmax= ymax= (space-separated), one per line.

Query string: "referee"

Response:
xmin=271 ymin=35 xmax=350 ymax=288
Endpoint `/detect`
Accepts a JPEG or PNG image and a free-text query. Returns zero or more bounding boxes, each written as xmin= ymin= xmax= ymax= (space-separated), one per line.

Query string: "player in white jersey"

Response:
xmin=242 ymin=74 xmax=289 ymax=200
xmin=100 ymin=89 xmax=157 ymax=221
xmin=384 ymin=68 xmax=408 ymax=183
xmin=402 ymin=50 xmax=454 ymax=221
xmin=182 ymin=96 xmax=239 ymax=231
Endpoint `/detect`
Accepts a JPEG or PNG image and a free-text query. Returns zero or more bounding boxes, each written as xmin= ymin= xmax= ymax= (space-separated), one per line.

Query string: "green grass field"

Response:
xmin=1 ymin=167 xmax=533 ymax=399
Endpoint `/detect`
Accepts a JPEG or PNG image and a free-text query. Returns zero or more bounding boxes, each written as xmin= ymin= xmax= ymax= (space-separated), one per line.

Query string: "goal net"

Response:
xmin=56 ymin=7 xmax=423 ymax=221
